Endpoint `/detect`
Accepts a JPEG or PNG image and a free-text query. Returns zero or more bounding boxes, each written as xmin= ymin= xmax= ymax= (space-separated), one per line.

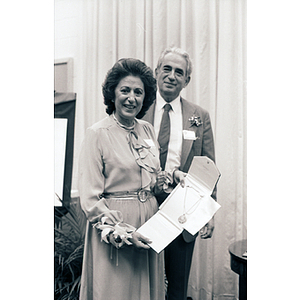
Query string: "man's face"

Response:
xmin=155 ymin=52 xmax=190 ymax=102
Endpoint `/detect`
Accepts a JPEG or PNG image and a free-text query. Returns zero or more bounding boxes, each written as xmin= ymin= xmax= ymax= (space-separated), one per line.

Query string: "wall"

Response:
xmin=55 ymin=0 xmax=81 ymax=72
xmin=55 ymin=0 xmax=84 ymax=196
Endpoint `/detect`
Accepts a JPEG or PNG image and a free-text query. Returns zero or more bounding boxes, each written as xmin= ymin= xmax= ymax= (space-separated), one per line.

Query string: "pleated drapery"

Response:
xmin=71 ymin=1 xmax=247 ymax=299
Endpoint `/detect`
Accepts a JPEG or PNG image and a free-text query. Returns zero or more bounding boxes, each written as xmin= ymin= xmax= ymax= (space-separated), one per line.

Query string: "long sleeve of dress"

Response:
xmin=78 ymin=127 xmax=110 ymax=223
xmin=79 ymin=128 xmax=129 ymax=230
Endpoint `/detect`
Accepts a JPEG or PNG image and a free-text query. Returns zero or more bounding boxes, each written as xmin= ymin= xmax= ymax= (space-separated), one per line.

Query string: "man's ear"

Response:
xmin=184 ymin=76 xmax=191 ymax=88
xmin=155 ymin=68 xmax=158 ymax=79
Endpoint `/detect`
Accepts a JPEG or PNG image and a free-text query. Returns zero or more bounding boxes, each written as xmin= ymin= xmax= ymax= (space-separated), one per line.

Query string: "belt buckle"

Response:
xmin=137 ymin=189 xmax=149 ymax=203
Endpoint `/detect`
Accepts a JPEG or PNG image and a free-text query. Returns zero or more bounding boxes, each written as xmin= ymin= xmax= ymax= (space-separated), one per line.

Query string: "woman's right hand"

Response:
xmin=108 ymin=232 xmax=125 ymax=249
xmin=154 ymin=170 xmax=173 ymax=193
xmin=128 ymin=231 xmax=152 ymax=249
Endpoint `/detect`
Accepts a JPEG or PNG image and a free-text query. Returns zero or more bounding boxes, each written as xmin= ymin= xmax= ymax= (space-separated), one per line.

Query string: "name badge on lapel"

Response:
xmin=183 ymin=130 xmax=197 ymax=140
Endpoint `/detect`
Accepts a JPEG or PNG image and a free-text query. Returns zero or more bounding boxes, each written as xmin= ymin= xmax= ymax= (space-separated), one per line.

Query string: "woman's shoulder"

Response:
xmin=88 ymin=115 xmax=114 ymax=132
xmin=136 ymin=118 xmax=153 ymax=129
xmin=83 ymin=116 xmax=116 ymax=142
xmin=136 ymin=119 xmax=156 ymax=138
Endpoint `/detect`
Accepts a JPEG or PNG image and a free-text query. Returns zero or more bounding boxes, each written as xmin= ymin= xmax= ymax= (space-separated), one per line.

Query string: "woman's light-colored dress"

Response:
xmin=78 ymin=114 xmax=165 ymax=300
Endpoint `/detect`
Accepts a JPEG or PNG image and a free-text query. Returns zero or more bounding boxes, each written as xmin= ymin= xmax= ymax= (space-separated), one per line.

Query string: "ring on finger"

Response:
xmin=200 ymin=227 xmax=207 ymax=235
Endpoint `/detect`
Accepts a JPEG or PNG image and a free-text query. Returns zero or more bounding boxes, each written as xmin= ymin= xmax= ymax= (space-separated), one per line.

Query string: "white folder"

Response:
xmin=137 ymin=156 xmax=221 ymax=253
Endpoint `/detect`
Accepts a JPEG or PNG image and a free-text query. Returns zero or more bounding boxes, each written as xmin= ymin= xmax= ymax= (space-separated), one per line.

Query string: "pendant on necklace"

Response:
xmin=178 ymin=214 xmax=187 ymax=224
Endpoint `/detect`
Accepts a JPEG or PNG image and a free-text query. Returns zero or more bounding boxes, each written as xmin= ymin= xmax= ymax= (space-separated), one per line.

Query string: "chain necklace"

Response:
xmin=113 ymin=112 xmax=135 ymax=131
xmin=178 ymin=185 xmax=204 ymax=224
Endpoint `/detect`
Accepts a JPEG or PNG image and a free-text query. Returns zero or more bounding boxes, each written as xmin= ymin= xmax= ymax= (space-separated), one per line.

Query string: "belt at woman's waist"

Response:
xmin=101 ymin=189 xmax=154 ymax=203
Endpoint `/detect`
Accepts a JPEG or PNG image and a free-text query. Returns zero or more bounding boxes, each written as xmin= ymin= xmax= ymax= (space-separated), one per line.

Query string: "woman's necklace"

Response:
xmin=178 ymin=185 xmax=204 ymax=224
xmin=113 ymin=113 xmax=135 ymax=130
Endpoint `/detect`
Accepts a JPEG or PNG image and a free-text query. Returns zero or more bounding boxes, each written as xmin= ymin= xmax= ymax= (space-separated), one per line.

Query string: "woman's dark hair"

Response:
xmin=102 ymin=58 xmax=157 ymax=118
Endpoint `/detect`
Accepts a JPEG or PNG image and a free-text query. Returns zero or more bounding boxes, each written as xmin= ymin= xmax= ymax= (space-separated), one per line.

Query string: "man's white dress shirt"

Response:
xmin=154 ymin=92 xmax=183 ymax=174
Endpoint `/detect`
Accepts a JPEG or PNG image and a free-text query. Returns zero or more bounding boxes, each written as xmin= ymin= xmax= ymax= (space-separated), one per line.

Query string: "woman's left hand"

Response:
xmin=128 ymin=232 xmax=152 ymax=249
xmin=173 ymin=170 xmax=187 ymax=187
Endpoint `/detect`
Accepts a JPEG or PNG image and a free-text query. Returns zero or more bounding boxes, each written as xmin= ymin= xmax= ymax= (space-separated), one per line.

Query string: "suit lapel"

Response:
xmin=180 ymin=98 xmax=197 ymax=169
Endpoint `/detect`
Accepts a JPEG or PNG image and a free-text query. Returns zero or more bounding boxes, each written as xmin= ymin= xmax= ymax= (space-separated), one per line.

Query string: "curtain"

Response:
xmin=72 ymin=0 xmax=247 ymax=298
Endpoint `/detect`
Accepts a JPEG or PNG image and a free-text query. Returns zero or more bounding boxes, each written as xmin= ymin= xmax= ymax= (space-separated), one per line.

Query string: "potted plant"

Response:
xmin=54 ymin=196 xmax=85 ymax=300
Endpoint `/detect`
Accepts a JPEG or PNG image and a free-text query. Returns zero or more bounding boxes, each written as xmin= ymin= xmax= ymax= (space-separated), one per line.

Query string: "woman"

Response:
xmin=78 ymin=58 xmax=166 ymax=300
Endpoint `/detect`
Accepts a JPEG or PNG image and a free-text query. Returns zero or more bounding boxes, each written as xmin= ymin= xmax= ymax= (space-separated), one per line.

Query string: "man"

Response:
xmin=143 ymin=47 xmax=217 ymax=300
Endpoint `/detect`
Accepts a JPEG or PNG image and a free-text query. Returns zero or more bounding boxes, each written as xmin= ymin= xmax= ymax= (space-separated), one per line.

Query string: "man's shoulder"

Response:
xmin=181 ymin=97 xmax=209 ymax=114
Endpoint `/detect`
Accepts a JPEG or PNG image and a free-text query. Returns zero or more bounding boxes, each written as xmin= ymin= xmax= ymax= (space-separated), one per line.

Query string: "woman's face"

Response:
xmin=114 ymin=75 xmax=145 ymax=126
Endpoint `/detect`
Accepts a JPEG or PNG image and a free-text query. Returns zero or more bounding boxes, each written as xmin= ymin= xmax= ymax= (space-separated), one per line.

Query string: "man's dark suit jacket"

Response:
xmin=142 ymin=97 xmax=216 ymax=242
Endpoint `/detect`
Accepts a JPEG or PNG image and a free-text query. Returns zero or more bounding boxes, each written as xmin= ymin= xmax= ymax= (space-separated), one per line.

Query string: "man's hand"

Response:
xmin=200 ymin=218 xmax=215 ymax=239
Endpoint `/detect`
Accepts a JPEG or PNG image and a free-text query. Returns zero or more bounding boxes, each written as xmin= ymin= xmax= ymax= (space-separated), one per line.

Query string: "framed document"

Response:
xmin=54 ymin=92 xmax=76 ymax=207
xmin=54 ymin=118 xmax=68 ymax=206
